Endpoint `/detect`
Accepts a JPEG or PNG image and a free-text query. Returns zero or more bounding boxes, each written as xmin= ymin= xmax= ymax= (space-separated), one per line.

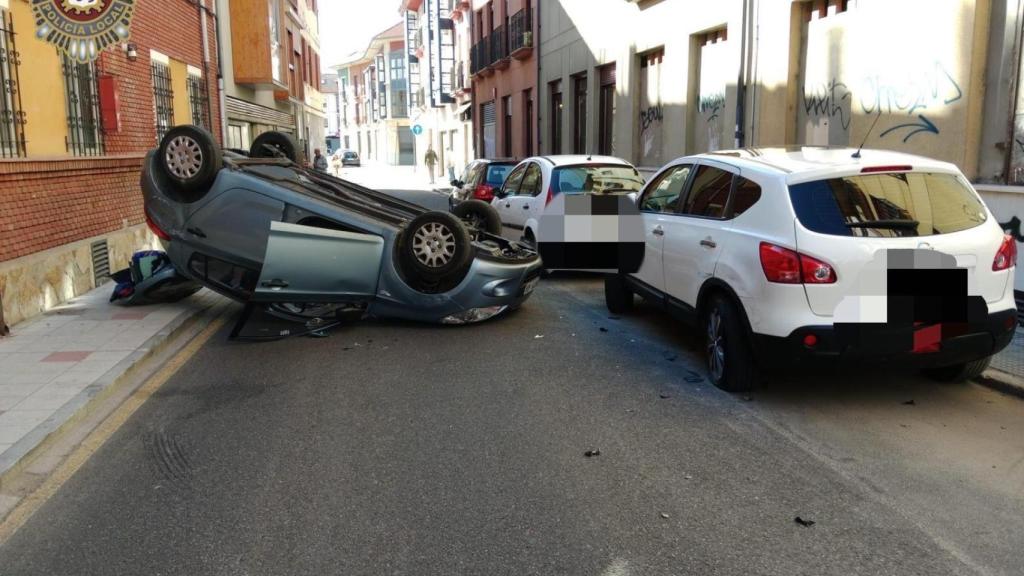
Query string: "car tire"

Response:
xmin=250 ymin=131 xmax=301 ymax=163
xmin=605 ymin=274 xmax=634 ymax=314
xmin=922 ymin=356 xmax=991 ymax=383
xmin=452 ymin=200 xmax=502 ymax=238
xmin=398 ymin=211 xmax=474 ymax=292
xmin=157 ymin=125 xmax=222 ymax=197
xmin=704 ymin=294 xmax=760 ymax=393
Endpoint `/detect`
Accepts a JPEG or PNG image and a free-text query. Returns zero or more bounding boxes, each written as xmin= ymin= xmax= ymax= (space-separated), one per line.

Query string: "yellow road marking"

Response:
xmin=0 ymin=316 xmax=226 ymax=545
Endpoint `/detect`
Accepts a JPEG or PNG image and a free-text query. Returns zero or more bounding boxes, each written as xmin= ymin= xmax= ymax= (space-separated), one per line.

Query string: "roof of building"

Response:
xmin=333 ymin=21 xmax=406 ymax=68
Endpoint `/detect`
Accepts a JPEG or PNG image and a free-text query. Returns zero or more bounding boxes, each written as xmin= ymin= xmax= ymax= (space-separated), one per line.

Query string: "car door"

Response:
xmin=662 ymin=161 xmax=736 ymax=307
xmin=456 ymin=161 xmax=476 ymax=200
xmin=254 ymin=221 xmax=385 ymax=302
xmin=495 ymin=163 xmax=528 ymax=226
xmin=632 ymin=163 xmax=694 ymax=294
xmin=509 ymin=162 xmax=543 ymax=229
xmin=184 ymin=188 xmax=285 ymax=270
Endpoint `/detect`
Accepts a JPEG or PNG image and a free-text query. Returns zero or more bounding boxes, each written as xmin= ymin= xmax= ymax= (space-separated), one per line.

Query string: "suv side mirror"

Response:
xmin=451 ymin=179 xmax=463 ymax=188
xmin=494 ymin=189 xmax=508 ymax=199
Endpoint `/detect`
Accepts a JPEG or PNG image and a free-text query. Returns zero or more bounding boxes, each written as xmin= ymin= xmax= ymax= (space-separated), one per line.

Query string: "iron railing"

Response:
xmin=471 ymin=37 xmax=491 ymax=72
xmin=151 ymin=61 xmax=175 ymax=143
xmin=61 ymin=55 xmax=104 ymax=156
xmin=490 ymin=24 xmax=508 ymax=63
xmin=187 ymin=74 xmax=209 ymax=129
xmin=510 ymin=8 xmax=533 ymax=53
xmin=0 ymin=10 xmax=26 ymax=158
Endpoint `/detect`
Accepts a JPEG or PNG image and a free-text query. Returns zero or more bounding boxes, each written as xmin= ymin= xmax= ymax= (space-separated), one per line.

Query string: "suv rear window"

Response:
xmin=485 ymin=165 xmax=513 ymax=187
xmin=789 ymin=172 xmax=987 ymax=238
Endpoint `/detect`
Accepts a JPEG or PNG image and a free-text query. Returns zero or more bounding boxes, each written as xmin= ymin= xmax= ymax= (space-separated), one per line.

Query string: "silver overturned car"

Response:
xmin=142 ymin=126 xmax=541 ymax=326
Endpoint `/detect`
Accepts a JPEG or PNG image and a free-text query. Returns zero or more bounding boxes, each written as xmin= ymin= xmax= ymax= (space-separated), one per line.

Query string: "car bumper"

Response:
xmin=751 ymin=308 xmax=1017 ymax=369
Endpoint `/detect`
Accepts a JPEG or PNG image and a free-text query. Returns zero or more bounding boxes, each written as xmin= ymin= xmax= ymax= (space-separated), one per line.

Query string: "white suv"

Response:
xmin=605 ymin=147 xmax=1018 ymax=392
xmin=492 ymin=155 xmax=646 ymax=246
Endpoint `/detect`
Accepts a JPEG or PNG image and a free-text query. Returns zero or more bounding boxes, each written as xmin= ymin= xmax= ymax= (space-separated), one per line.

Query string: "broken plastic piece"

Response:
xmin=584 ymin=450 xmax=601 ymax=457
xmin=794 ymin=517 xmax=816 ymax=527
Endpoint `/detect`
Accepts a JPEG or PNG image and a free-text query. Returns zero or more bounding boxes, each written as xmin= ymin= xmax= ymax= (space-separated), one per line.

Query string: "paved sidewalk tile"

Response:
xmin=0 ymin=284 xmax=224 ymax=476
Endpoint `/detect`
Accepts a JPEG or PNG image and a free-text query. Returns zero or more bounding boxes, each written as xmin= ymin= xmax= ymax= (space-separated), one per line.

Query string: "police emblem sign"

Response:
xmin=31 ymin=0 xmax=136 ymax=63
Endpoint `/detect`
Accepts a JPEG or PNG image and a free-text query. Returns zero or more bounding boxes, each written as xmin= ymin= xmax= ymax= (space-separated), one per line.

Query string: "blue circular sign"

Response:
xmin=412 ymin=124 xmax=423 ymax=136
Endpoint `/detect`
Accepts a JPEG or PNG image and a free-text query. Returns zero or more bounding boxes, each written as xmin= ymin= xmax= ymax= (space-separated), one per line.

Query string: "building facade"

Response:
xmin=0 ymin=0 xmax=221 ymax=326
xmin=335 ymin=23 xmax=414 ymax=166
xmin=470 ymin=0 xmax=538 ymax=160
xmin=401 ymin=0 xmax=476 ymax=181
xmin=322 ymin=72 xmax=341 ymax=153
xmin=217 ymin=0 xmax=324 ymax=159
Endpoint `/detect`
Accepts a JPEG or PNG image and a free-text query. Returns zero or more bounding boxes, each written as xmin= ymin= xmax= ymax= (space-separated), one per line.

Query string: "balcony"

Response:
xmin=471 ymin=38 xmax=492 ymax=76
xmin=490 ymin=25 xmax=509 ymax=70
xmin=509 ymin=8 xmax=534 ymax=60
xmin=454 ymin=61 xmax=469 ymax=94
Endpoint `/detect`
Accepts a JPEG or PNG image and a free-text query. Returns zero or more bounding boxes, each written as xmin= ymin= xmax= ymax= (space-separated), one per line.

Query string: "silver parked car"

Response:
xmin=142 ymin=126 xmax=542 ymax=325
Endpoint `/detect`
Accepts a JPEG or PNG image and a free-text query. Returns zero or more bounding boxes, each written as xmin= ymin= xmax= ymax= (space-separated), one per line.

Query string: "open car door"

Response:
xmin=254 ymin=221 xmax=385 ymax=303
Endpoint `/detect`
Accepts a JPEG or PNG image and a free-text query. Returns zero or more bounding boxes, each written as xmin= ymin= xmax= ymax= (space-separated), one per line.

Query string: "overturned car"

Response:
xmin=142 ymin=126 xmax=541 ymax=325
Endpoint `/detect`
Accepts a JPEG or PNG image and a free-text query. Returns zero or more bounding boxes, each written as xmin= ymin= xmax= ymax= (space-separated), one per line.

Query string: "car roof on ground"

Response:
xmin=530 ymin=155 xmax=635 ymax=167
xmin=695 ymin=146 xmax=957 ymax=175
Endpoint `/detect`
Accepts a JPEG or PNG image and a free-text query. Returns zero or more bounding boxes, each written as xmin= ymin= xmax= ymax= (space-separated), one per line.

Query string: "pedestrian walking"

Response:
xmin=313 ymin=149 xmax=328 ymax=172
xmin=446 ymin=147 xmax=456 ymax=184
xmin=424 ymin=146 xmax=439 ymax=185
xmin=331 ymin=152 xmax=342 ymax=176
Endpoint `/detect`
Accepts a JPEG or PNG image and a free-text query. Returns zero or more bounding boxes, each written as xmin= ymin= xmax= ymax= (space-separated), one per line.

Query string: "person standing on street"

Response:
xmin=446 ymin=147 xmax=456 ymax=184
xmin=313 ymin=149 xmax=328 ymax=172
xmin=424 ymin=146 xmax=439 ymax=185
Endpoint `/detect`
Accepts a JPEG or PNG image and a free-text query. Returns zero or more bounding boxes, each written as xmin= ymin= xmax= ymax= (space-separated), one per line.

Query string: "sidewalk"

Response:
xmin=983 ymin=326 xmax=1024 ymax=397
xmin=0 ymin=285 xmax=227 ymax=479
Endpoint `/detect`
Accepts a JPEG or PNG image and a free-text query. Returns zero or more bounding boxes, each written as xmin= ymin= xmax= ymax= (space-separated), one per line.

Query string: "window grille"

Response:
xmin=0 ymin=10 xmax=25 ymax=158
xmin=151 ymin=61 xmax=175 ymax=143
xmin=187 ymin=73 xmax=209 ymax=128
xmin=61 ymin=55 xmax=104 ymax=156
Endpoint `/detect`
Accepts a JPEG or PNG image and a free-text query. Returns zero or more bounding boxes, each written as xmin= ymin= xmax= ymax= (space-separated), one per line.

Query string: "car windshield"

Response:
xmin=485 ymin=165 xmax=513 ymax=186
xmin=552 ymin=165 xmax=645 ymax=195
xmin=788 ymin=172 xmax=987 ymax=238
xmin=344 ymin=152 xmax=357 ymax=159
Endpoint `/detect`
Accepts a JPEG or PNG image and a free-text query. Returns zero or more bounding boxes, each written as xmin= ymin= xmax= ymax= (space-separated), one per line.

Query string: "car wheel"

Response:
xmin=704 ymin=294 xmax=759 ymax=392
xmin=398 ymin=211 xmax=473 ymax=292
xmin=250 ymin=131 xmax=301 ymax=163
xmin=922 ymin=356 xmax=991 ymax=383
xmin=157 ymin=125 xmax=222 ymax=197
xmin=452 ymin=200 xmax=502 ymax=239
xmin=604 ymin=274 xmax=634 ymax=314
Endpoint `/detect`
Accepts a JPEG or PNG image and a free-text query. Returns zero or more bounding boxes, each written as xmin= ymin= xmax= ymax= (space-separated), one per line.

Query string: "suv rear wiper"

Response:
xmin=845 ymin=219 xmax=919 ymax=230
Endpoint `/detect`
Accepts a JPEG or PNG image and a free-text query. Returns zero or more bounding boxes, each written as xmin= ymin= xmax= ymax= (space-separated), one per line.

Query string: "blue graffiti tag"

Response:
xmin=699 ymin=93 xmax=725 ymax=123
xmin=860 ymin=61 xmax=963 ymax=116
xmin=879 ymin=114 xmax=939 ymax=143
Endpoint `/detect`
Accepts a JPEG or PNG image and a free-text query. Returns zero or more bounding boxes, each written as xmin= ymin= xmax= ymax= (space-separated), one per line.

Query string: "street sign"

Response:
xmin=412 ymin=124 xmax=423 ymax=136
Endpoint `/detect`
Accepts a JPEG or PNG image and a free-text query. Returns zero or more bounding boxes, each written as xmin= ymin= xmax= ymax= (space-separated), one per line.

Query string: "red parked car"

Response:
xmin=451 ymin=159 xmax=517 ymax=203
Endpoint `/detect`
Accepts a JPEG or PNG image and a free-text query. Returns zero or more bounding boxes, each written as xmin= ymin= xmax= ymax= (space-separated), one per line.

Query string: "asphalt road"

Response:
xmin=1 ymin=276 xmax=1023 ymax=575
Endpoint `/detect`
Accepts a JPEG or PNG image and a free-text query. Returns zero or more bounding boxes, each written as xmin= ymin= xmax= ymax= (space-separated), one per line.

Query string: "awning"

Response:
xmin=455 ymin=101 xmax=472 ymax=121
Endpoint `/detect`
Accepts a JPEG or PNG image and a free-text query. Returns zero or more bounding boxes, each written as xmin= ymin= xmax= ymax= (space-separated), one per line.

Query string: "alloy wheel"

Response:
xmin=412 ymin=222 xmax=456 ymax=268
xmin=707 ymin=308 xmax=725 ymax=382
xmin=165 ymin=135 xmax=204 ymax=179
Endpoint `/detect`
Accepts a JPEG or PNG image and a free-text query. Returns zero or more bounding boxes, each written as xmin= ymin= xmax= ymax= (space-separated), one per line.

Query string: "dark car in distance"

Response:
xmin=451 ymin=159 xmax=517 ymax=203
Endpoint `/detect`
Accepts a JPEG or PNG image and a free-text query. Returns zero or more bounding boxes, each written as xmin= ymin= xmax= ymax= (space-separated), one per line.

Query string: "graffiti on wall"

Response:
xmin=801 ymin=61 xmax=963 ymax=143
xmin=639 ymin=105 xmax=664 ymax=133
xmin=699 ymin=94 xmax=725 ymax=124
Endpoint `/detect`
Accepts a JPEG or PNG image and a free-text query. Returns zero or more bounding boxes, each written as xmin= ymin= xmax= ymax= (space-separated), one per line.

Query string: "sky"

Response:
xmin=319 ymin=0 xmax=404 ymax=69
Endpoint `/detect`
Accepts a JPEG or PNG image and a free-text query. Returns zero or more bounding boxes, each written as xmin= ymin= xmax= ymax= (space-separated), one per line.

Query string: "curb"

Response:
xmin=0 ymin=292 xmax=231 ymax=485
xmin=975 ymin=368 xmax=1024 ymax=400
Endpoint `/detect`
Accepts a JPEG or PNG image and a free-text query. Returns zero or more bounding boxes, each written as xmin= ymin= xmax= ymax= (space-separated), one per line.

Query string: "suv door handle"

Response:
xmin=700 ymin=238 xmax=717 ymax=248
xmin=652 ymin=226 xmax=664 ymax=236
xmin=260 ymin=279 xmax=289 ymax=290
xmin=523 ymin=204 xmax=530 ymax=209
xmin=505 ymin=202 xmax=512 ymax=208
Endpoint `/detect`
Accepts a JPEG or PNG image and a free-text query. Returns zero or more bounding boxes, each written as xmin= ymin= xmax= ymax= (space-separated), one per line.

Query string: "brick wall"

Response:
xmin=0 ymin=0 xmax=221 ymax=264
xmin=0 ymin=156 xmax=145 ymax=262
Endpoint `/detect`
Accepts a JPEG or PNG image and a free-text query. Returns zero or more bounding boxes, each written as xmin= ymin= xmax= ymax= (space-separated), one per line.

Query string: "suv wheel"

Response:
xmin=605 ymin=274 xmax=634 ymax=314
xmin=452 ymin=200 xmax=502 ymax=239
xmin=704 ymin=295 xmax=759 ymax=392
xmin=922 ymin=356 xmax=991 ymax=383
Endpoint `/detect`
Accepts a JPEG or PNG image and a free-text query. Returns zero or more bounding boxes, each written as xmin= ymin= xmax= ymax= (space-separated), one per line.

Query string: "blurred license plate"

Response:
xmin=522 ymin=276 xmax=540 ymax=296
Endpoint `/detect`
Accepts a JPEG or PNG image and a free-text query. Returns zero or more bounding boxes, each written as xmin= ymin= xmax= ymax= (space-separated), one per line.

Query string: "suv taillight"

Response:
xmin=145 ymin=209 xmax=171 ymax=241
xmin=993 ymin=234 xmax=1017 ymax=271
xmin=473 ymin=184 xmax=495 ymax=201
xmin=759 ymin=242 xmax=836 ymax=284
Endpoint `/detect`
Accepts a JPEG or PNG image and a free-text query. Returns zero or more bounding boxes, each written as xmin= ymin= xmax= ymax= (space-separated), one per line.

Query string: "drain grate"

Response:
xmin=91 ymin=239 xmax=110 ymax=285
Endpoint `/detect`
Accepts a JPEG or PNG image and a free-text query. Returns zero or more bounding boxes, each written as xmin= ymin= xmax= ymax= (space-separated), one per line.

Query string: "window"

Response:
xmin=730 ymin=177 xmax=762 ymax=218
xmin=788 ymin=173 xmax=987 ymax=238
xmin=572 ymin=73 xmax=587 ymax=154
xmin=681 ymin=165 xmax=732 ymax=218
xmin=484 ymin=164 xmax=513 ymax=188
xmin=502 ymin=95 xmax=512 ymax=157
xmin=807 ymin=0 xmax=849 ymax=20
xmin=151 ymin=59 xmax=175 ymax=143
xmin=598 ymin=64 xmax=615 ymax=156
xmin=640 ymin=165 xmax=692 ymax=213
xmin=187 ymin=71 xmax=209 ymax=129
xmin=0 ymin=9 xmax=26 ymax=158
xmin=62 ymin=55 xmax=104 ymax=156
xmin=518 ymin=163 xmax=543 ymax=196
xmin=481 ymin=100 xmax=496 ymax=158
xmin=552 ymin=165 xmax=645 ymax=195
xmin=269 ymin=0 xmax=282 ymax=83
xmin=523 ymin=89 xmax=533 ymax=157
xmin=549 ymin=80 xmax=562 ymax=154
xmin=501 ymin=163 xmax=528 ymax=196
